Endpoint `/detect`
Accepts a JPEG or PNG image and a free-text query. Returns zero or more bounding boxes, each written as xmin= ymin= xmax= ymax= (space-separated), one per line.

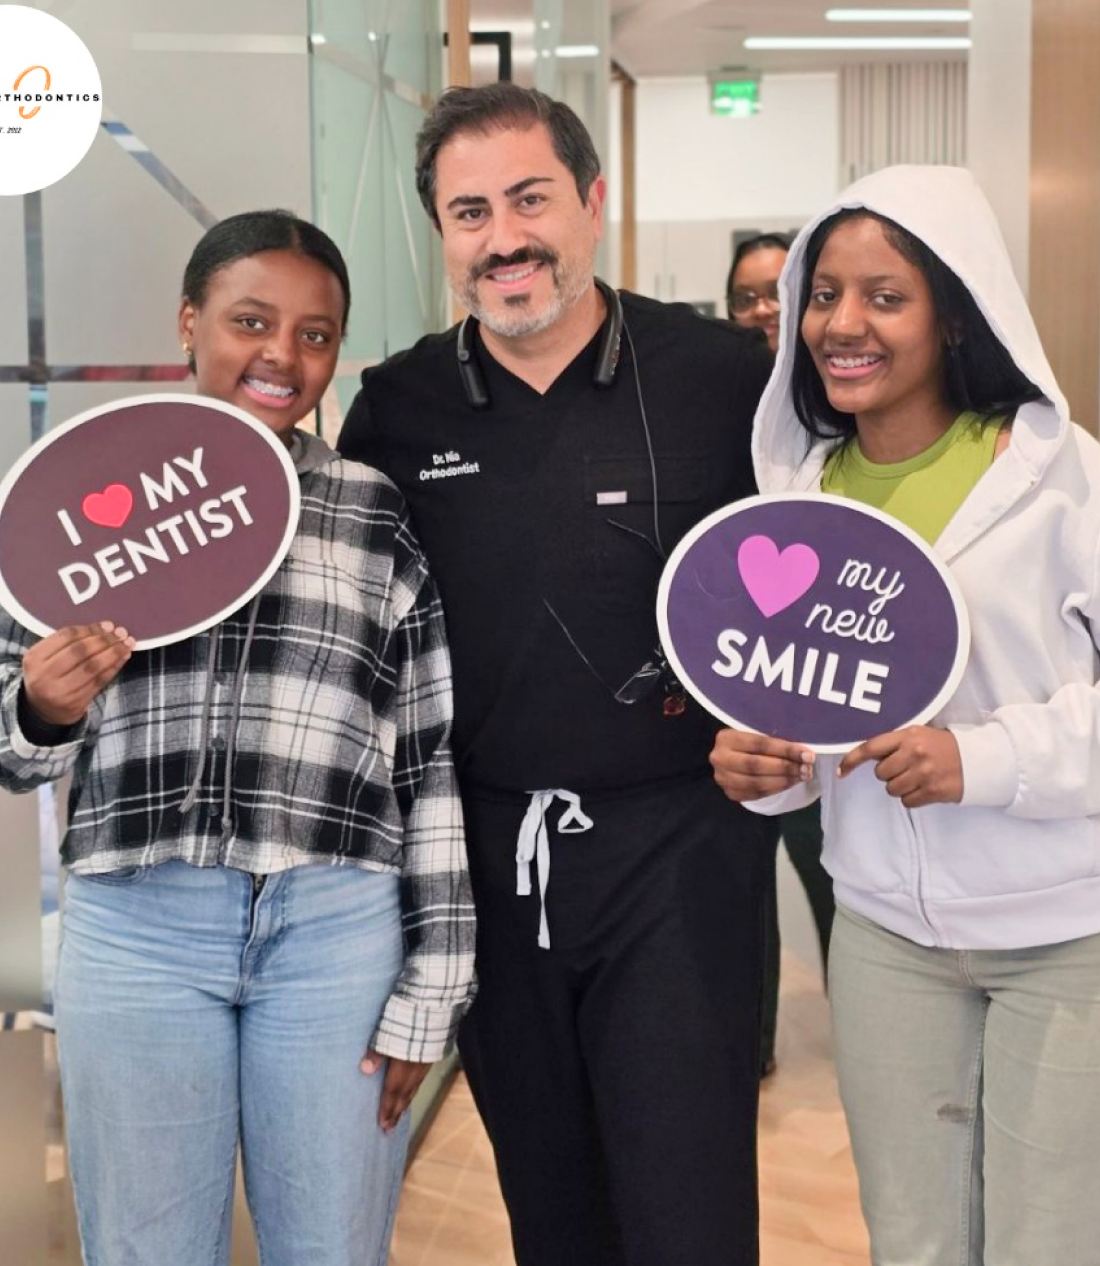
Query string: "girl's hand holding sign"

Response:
xmin=22 ymin=620 xmax=134 ymax=726
xmin=837 ymin=725 xmax=963 ymax=808
xmin=709 ymin=729 xmax=815 ymax=802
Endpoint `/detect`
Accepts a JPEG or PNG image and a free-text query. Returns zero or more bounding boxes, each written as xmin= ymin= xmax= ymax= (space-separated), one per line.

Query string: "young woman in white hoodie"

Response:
xmin=710 ymin=165 xmax=1100 ymax=1266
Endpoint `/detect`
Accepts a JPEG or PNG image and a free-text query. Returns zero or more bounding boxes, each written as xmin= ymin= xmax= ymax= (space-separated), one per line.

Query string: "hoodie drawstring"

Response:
xmin=177 ymin=593 xmax=263 ymax=829
xmin=178 ymin=626 xmax=221 ymax=814
xmin=220 ymin=594 xmax=263 ymax=830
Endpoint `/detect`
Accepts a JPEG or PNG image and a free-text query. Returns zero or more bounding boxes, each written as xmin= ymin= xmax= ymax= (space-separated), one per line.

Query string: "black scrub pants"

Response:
xmin=458 ymin=773 xmax=770 ymax=1266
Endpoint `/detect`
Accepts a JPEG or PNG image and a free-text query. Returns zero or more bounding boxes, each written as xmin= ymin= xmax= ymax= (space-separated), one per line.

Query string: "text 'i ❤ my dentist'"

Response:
xmin=55 ymin=447 xmax=254 ymax=604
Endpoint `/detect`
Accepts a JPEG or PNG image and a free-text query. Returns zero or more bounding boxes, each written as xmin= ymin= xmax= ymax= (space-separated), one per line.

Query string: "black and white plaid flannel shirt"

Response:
xmin=0 ymin=433 xmax=475 ymax=1062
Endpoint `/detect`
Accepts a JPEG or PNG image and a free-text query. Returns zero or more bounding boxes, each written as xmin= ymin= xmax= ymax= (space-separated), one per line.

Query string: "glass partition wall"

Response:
xmin=533 ymin=0 xmax=611 ymax=278
xmin=2 ymin=3 xmax=446 ymax=1262
xmin=309 ymin=0 xmax=446 ymax=435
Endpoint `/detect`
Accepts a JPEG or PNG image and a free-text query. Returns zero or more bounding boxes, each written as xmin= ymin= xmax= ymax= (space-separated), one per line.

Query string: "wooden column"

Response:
xmin=447 ymin=0 xmax=471 ymax=89
xmin=446 ymin=0 xmax=471 ymax=324
xmin=1029 ymin=0 xmax=1100 ymax=432
xmin=616 ymin=65 xmax=637 ymax=292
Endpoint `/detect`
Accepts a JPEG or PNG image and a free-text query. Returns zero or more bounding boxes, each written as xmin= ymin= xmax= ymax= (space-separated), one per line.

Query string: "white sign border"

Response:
xmin=0 ymin=392 xmax=302 ymax=650
xmin=656 ymin=492 xmax=972 ymax=754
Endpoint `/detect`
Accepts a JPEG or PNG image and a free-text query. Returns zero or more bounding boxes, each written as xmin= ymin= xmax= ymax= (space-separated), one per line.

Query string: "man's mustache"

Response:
xmin=470 ymin=247 xmax=558 ymax=282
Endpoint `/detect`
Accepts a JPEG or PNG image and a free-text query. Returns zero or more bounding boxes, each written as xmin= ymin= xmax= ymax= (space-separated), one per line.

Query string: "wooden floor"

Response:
xmin=390 ymin=950 xmax=870 ymax=1266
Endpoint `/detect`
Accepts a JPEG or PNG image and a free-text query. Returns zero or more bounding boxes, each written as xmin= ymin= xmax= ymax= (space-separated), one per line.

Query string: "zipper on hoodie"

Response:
xmin=905 ymin=807 xmax=939 ymax=941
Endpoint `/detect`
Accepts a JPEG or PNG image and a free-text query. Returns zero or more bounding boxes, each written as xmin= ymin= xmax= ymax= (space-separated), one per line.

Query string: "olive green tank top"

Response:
xmin=821 ymin=411 xmax=1001 ymax=544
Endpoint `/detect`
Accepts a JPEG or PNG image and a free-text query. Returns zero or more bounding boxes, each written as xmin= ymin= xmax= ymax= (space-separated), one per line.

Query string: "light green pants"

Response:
xmin=830 ymin=903 xmax=1100 ymax=1266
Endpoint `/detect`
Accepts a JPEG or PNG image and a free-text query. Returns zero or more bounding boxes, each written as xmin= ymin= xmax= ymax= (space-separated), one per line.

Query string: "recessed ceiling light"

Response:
xmin=744 ymin=35 xmax=971 ymax=49
xmin=826 ymin=8 xmax=971 ymax=20
xmin=554 ymin=44 xmax=600 ymax=58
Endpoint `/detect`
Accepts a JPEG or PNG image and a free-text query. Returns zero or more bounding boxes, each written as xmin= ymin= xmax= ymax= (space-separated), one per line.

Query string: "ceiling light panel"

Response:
xmin=744 ymin=36 xmax=971 ymax=50
xmin=826 ymin=8 xmax=971 ymax=20
xmin=553 ymin=44 xmax=600 ymax=58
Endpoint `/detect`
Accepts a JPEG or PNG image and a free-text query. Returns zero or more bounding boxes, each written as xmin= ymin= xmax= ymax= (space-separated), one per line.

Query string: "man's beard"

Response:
xmin=452 ymin=246 xmax=591 ymax=338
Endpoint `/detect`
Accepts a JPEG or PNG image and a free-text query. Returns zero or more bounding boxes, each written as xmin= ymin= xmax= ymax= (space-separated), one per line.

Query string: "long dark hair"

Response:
xmin=791 ymin=209 xmax=1046 ymax=443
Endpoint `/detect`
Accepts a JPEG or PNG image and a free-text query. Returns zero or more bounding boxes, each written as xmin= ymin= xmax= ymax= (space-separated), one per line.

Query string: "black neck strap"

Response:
xmin=455 ymin=278 xmax=624 ymax=410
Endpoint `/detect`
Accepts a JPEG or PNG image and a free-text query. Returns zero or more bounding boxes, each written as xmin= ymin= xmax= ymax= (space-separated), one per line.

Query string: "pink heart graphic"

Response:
xmin=81 ymin=483 xmax=133 ymax=530
xmin=737 ymin=534 xmax=820 ymax=618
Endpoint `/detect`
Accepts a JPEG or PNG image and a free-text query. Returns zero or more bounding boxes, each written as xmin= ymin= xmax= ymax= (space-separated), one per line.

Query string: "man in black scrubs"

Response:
xmin=339 ymin=83 xmax=773 ymax=1266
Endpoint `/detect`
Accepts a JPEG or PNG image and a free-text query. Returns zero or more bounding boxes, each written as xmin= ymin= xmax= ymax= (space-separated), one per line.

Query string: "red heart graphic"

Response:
xmin=82 ymin=483 xmax=134 ymax=529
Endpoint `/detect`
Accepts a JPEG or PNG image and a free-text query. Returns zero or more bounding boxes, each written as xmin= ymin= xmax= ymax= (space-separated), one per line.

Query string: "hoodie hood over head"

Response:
xmin=742 ymin=165 xmax=1100 ymax=954
xmin=752 ymin=165 xmax=1069 ymax=500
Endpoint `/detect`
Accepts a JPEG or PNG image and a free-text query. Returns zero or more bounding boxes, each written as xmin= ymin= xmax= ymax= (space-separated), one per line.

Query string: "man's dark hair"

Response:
xmin=791 ymin=208 xmax=1046 ymax=443
xmin=182 ymin=209 xmax=351 ymax=334
xmin=415 ymin=83 xmax=601 ymax=229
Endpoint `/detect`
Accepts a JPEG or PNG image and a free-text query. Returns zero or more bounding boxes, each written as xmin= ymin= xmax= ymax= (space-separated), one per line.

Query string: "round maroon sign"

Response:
xmin=0 ymin=393 xmax=300 ymax=648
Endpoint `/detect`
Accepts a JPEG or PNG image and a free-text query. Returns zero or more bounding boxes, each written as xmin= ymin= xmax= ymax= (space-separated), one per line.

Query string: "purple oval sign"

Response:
xmin=657 ymin=494 xmax=970 ymax=752
xmin=0 ymin=393 xmax=300 ymax=649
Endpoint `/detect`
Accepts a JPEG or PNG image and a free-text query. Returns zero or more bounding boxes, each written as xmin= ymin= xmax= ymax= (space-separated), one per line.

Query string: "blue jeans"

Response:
xmin=55 ymin=860 xmax=409 ymax=1266
xmin=830 ymin=904 xmax=1100 ymax=1266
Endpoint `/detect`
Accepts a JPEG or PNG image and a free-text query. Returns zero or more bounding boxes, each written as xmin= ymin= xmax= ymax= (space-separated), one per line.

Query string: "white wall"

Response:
xmin=636 ymin=73 xmax=839 ymax=223
xmin=967 ymin=0 xmax=1032 ymax=290
xmin=618 ymin=73 xmax=840 ymax=310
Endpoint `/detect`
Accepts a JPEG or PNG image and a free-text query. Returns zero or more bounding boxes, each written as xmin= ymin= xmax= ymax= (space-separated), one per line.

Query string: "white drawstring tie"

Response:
xmin=516 ymin=789 xmax=594 ymax=949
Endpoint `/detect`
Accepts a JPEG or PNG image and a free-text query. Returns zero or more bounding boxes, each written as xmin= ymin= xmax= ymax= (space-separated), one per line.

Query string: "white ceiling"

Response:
xmin=610 ymin=0 xmax=970 ymax=77
xmin=468 ymin=1 xmax=970 ymax=82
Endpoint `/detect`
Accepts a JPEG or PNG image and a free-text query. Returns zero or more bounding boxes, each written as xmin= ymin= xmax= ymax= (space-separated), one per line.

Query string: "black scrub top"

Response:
xmin=338 ymin=291 xmax=772 ymax=795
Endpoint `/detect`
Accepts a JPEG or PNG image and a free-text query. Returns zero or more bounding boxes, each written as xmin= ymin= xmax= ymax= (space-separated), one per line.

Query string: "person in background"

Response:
xmin=712 ymin=164 xmax=1100 ymax=1266
xmin=0 ymin=210 xmax=475 ymax=1266
xmin=726 ymin=232 xmax=791 ymax=353
xmin=726 ymin=231 xmax=835 ymax=1074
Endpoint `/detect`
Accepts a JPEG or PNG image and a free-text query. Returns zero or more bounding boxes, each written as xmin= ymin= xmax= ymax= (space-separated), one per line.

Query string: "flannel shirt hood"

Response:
xmin=290 ymin=427 xmax=341 ymax=475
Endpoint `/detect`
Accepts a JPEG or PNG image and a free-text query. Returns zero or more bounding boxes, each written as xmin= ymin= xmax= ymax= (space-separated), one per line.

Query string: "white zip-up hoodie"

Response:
xmin=748 ymin=164 xmax=1100 ymax=950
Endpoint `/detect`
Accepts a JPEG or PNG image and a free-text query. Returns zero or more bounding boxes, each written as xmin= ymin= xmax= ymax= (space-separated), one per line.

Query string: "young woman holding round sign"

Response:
xmin=0 ymin=211 xmax=474 ymax=1266
xmin=710 ymin=165 xmax=1100 ymax=1265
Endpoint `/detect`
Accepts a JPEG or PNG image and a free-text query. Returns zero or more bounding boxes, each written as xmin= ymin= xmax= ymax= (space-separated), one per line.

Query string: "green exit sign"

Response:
xmin=711 ymin=78 xmax=760 ymax=117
